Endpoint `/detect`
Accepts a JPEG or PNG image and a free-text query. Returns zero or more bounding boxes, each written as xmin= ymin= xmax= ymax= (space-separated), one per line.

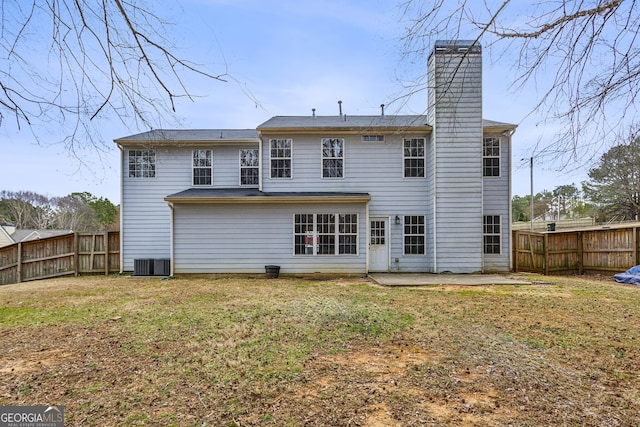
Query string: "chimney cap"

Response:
xmin=433 ymin=40 xmax=481 ymax=55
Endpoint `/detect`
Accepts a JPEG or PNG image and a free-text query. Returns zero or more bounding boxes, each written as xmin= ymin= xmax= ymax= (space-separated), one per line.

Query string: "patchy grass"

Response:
xmin=1 ymin=274 xmax=639 ymax=426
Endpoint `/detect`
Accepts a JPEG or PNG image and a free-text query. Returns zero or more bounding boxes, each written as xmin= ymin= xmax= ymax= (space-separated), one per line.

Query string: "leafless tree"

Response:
xmin=0 ymin=190 xmax=52 ymax=228
xmin=399 ymin=0 xmax=639 ymax=166
xmin=0 ymin=0 xmax=227 ymax=151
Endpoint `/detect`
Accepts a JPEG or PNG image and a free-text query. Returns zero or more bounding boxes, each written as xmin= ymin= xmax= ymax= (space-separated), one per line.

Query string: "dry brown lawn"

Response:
xmin=1 ymin=274 xmax=639 ymax=426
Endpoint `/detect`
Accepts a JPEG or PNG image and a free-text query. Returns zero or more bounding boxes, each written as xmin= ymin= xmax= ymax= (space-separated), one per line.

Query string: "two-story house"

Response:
xmin=114 ymin=40 xmax=516 ymax=276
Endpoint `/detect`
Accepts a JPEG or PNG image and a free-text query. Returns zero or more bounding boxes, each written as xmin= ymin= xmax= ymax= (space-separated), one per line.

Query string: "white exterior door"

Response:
xmin=369 ymin=217 xmax=389 ymax=272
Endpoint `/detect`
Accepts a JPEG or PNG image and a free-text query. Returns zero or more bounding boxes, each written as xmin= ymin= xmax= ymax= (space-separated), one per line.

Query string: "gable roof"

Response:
xmin=165 ymin=188 xmax=371 ymax=204
xmin=114 ymin=129 xmax=259 ymax=145
xmin=114 ymin=117 xmax=517 ymax=143
xmin=258 ymin=115 xmax=431 ymax=133
xmin=10 ymin=229 xmax=73 ymax=243
xmin=258 ymin=115 xmax=516 ymax=134
xmin=259 ymin=115 xmax=430 ymax=128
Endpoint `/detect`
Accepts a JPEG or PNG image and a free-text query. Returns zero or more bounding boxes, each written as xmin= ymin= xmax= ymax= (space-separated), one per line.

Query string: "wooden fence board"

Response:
xmin=0 ymin=232 xmax=119 ymax=285
xmin=513 ymin=225 xmax=640 ymax=275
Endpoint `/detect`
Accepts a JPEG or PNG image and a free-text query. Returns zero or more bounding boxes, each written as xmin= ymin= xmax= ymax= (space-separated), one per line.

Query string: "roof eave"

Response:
xmin=258 ymin=126 xmax=433 ymax=135
xmin=483 ymin=124 xmax=518 ymax=134
xmin=164 ymin=195 xmax=372 ymax=204
xmin=114 ymin=138 xmax=260 ymax=146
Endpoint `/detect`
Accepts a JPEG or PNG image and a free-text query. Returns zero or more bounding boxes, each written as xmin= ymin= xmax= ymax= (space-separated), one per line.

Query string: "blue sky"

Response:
xmin=0 ymin=0 xmax=591 ymax=204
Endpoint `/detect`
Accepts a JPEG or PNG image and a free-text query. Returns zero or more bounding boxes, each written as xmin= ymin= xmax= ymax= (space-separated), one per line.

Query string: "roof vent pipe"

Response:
xmin=338 ymin=100 xmax=343 ymax=118
xmin=312 ymin=108 xmax=316 ymax=118
xmin=380 ymin=104 xmax=385 ymax=117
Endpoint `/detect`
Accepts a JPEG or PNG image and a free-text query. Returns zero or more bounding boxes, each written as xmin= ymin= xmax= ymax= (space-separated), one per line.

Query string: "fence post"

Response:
xmin=74 ymin=233 xmax=79 ymax=277
xmin=634 ymin=226 xmax=639 ymax=267
xmin=543 ymin=233 xmax=549 ymax=275
xmin=16 ymin=242 xmax=22 ymax=283
xmin=104 ymin=232 xmax=109 ymax=275
xmin=513 ymin=230 xmax=519 ymax=273
xmin=577 ymin=231 xmax=584 ymax=275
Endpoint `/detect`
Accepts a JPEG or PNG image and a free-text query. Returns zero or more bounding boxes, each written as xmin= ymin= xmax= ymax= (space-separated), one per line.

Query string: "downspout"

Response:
xmin=258 ymin=134 xmax=263 ymax=192
xmin=168 ymin=202 xmax=175 ymax=277
xmin=365 ymin=200 xmax=370 ymax=274
xmin=432 ymin=134 xmax=438 ymax=273
xmin=505 ymin=129 xmax=516 ymax=271
xmin=117 ymin=144 xmax=124 ymax=274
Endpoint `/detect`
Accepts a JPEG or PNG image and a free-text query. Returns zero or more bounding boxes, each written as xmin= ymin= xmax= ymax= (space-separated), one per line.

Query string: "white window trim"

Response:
xmin=362 ymin=134 xmax=384 ymax=142
xmin=483 ymin=214 xmax=502 ymax=255
xmin=483 ymin=137 xmax=501 ymax=178
xmin=239 ymin=148 xmax=259 ymax=187
xmin=269 ymin=138 xmax=293 ymax=179
xmin=127 ymin=149 xmax=156 ymax=179
xmin=293 ymin=213 xmax=359 ymax=256
xmin=321 ymin=138 xmax=345 ymax=179
xmin=192 ymin=149 xmax=213 ymax=187
xmin=403 ymin=138 xmax=426 ymax=179
xmin=403 ymin=215 xmax=426 ymax=256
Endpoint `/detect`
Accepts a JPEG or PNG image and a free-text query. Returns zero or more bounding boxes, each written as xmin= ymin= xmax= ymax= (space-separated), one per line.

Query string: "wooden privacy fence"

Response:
xmin=513 ymin=225 xmax=640 ymax=275
xmin=0 ymin=232 xmax=120 ymax=285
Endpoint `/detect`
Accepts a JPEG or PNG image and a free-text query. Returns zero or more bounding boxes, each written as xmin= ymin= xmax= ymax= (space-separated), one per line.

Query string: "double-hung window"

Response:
xmin=128 ymin=150 xmax=156 ymax=178
xmin=294 ymin=213 xmax=357 ymax=255
xmin=193 ymin=149 xmax=212 ymax=186
xmin=403 ymin=215 xmax=425 ymax=255
xmin=404 ymin=138 xmax=425 ymax=178
xmin=270 ymin=139 xmax=292 ymax=178
xmin=483 ymin=215 xmax=501 ymax=254
xmin=322 ymin=138 xmax=344 ymax=178
xmin=483 ymin=137 xmax=500 ymax=177
xmin=240 ymin=149 xmax=259 ymax=186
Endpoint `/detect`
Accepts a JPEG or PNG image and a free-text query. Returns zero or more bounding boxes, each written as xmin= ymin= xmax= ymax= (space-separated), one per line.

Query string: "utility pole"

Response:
xmin=530 ymin=157 xmax=534 ymax=232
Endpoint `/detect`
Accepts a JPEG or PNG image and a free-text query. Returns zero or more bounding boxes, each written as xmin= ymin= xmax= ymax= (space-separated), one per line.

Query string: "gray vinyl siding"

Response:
xmin=172 ymin=203 xmax=367 ymax=274
xmin=483 ymin=135 xmax=511 ymax=272
xmin=429 ymin=50 xmax=484 ymax=273
xmin=120 ymin=143 xmax=258 ymax=271
xmin=263 ymin=133 xmax=431 ymax=272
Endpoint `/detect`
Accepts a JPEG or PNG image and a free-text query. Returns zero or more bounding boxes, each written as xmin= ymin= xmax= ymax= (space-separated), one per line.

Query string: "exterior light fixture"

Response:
xmin=395 ymin=215 xmax=401 ymax=225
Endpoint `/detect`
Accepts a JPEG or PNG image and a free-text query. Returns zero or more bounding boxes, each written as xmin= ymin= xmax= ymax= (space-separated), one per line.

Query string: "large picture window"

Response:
xmin=403 ymin=215 xmax=425 ymax=255
xmin=322 ymin=138 xmax=344 ymax=178
xmin=128 ymin=150 xmax=156 ymax=178
xmin=404 ymin=138 xmax=425 ymax=178
xmin=483 ymin=215 xmax=501 ymax=254
xmin=294 ymin=213 xmax=358 ymax=255
xmin=193 ymin=149 xmax=212 ymax=186
xmin=240 ymin=149 xmax=259 ymax=186
xmin=483 ymin=137 xmax=500 ymax=177
xmin=270 ymin=139 xmax=292 ymax=178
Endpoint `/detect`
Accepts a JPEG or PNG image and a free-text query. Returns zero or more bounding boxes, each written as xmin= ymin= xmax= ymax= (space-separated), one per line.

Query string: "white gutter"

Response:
xmin=258 ymin=134 xmax=263 ymax=192
xmin=432 ymin=133 xmax=438 ymax=273
xmin=365 ymin=202 xmax=370 ymax=273
xmin=117 ymin=144 xmax=124 ymax=274
xmin=168 ymin=202 xmax=175 ymax=277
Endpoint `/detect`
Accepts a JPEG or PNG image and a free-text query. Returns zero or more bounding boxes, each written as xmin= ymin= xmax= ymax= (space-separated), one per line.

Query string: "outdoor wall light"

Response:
xmin=395 ymin=215 xmax=401 ymax=225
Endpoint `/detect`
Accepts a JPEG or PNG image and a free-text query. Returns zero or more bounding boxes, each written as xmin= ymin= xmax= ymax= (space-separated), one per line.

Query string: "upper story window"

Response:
xmin=483 ymin=215 xmax=501 ymax=254
xmin=322 ymin=138 xmax=344 ymax=178
xmin=270 ymin=139 xmax=292 ymax=178
xmin=362 ymin=134 xmax=384 ymax=142
xmin=483 ymin=137 xmax=500 ymax=177
xmin=240 ymin=149 xmax=259 ymax=186
xmin=128 ymin=150 xmax=156 ymax=178
xmin=193 ymin=149 xmax=212 ymax=186
xmin=404 ymin=138 xmax=425 ymax=178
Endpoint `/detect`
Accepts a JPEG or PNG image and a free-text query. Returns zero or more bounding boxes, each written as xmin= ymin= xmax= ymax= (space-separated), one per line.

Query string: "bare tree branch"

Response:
xmin=0 ymin=0 xmax=229 ymax=151
xmin=399 ymin=0 xmax=640 ymax=167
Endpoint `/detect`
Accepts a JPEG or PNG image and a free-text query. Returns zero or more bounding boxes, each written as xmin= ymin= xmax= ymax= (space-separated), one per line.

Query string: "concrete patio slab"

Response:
xmin=368 ymin=273 xmax=531 ymax=287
